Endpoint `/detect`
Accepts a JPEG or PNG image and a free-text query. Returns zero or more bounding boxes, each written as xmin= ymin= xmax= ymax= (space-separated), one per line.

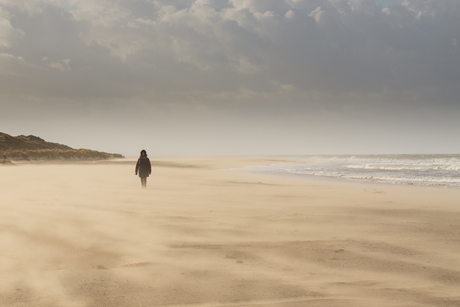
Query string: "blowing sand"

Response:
xmin=1 ymin=157 xmax=459 ymax=307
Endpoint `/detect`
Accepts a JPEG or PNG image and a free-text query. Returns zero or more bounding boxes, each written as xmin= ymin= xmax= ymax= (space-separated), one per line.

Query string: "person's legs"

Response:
xmin=141 ymin=177 xmax=147 ymax=187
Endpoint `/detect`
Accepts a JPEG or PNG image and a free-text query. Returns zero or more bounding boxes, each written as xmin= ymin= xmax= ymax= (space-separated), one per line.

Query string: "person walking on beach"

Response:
xmin=135 ymin=149 xmax=151 ymax=188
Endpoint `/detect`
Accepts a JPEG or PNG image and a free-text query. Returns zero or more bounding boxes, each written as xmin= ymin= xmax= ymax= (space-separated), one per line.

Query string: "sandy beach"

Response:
xmin=1 ymin=157 xmax=459 ymax=307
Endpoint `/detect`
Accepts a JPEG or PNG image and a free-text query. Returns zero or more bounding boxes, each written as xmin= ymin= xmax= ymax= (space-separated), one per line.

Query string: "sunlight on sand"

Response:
xmin=1 ymin=157 xmax=459 ymax=306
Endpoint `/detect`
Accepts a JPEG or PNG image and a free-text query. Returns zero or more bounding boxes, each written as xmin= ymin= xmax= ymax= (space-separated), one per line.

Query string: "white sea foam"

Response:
xmin=244 ymin=155 xmax=460 ymax=187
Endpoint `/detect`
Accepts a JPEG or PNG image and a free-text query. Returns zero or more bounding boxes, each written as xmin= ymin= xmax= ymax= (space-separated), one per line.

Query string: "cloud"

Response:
xmin=0 ymin=0 xmax=459 ymax=155
xmin=0 ymin=0 xmax=458 ymax=107
xmin=42 ymin=57 xmax=71 ymax=71
xmin=0 ymin=6 xmax=23 ymax=47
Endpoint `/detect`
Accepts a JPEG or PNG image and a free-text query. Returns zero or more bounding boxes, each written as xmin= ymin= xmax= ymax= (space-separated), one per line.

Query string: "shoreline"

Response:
xmin=231 ymin=166 xmax=460 ymax=190
xmin=8 ymin=155 xmax=460 ymax=189
xmin=223 ymin=156 xmax=460 ymax=190
xmin=5 ymin=155 xmax=459 ymax=190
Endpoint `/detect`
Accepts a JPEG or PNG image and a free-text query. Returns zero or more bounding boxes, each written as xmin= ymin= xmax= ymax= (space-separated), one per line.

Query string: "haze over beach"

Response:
xmin=1 ymin=1 xmax=460 ymax=307
xmin=0 ymin=0 xmax=459 ymax=156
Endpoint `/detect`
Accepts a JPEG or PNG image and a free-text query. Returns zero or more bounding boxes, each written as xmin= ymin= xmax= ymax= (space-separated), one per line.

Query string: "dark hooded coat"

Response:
xmin=135 ymin=152 xmax=151 ymax=178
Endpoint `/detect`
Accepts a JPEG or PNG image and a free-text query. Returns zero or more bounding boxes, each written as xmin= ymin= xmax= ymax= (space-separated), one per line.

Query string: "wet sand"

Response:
xmin=1 ymin=157 xmax=459 ymax=307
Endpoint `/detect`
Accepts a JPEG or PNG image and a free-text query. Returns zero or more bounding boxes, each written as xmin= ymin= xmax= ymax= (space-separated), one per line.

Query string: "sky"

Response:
xmin=1 ymin=0 xmax=459 ymax=157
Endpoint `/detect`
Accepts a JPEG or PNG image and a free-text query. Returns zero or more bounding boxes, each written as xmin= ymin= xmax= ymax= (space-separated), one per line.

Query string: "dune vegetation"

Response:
xmin=2 ymin=149 xmax=124 ymax=161
xmin=1 ymin=133 xmax=124 ymax=161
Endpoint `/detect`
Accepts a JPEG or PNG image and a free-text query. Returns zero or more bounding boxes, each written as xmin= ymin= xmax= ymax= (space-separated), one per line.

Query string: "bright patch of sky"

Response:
xmin=375 ymin=0 xmax=394 ymax=8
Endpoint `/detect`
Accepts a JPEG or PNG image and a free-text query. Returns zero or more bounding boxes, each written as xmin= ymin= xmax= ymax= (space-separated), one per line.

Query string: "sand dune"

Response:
xmin=1 ymin=157 xmax=459 ymax=307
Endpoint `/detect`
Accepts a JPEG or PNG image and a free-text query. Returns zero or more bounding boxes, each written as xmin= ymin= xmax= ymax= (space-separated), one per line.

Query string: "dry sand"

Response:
xmin=1 ymin=157 xmax=459 ymax=307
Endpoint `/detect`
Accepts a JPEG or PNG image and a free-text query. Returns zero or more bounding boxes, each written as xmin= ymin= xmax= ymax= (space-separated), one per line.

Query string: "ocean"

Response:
xmin=242 ymin=155 xmax=460 ymax=188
